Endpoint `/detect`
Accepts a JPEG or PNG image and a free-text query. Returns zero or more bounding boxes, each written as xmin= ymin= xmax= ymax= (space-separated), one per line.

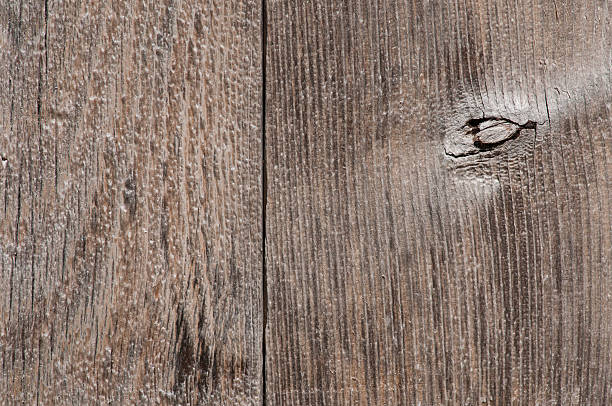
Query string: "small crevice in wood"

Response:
xmin=261 ymin=0 xmax=268 ymax=403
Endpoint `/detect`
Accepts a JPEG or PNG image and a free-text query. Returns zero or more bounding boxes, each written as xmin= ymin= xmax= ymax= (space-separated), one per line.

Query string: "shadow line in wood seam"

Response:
xmin=261 ymin=0 xmax=268 ymax=404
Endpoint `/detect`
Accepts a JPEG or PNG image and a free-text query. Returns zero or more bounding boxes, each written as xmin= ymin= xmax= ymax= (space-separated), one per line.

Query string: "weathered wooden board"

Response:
xmin=0 ymin=0 xmax=262 ymax=404
xmin=2 ymin=0 xmax=611 ymax=404
xmin=265 ymin=0 xmax=611 ymax=404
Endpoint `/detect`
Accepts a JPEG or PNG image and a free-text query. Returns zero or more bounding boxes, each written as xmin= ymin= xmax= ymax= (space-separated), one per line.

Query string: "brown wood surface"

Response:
xmin=265 ymin=0 xmax=611 ymax=404
xmin=0 ymin=0 xmax=262 ymax=404
xmin=2 ymin=0 xmax=612 ymax=405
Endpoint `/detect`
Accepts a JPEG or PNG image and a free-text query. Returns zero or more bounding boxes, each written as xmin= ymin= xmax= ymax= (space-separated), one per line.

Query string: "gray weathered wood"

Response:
xmin=265 ymin=0 xmax=611 ymax=404
xmin=0 ymin=1 xmax=262 ymax=404
xmin=2 ymin=0 xmax=611 ymax=404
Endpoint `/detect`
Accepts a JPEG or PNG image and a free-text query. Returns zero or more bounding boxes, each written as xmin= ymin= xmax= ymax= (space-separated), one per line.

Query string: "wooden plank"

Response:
xmin=0 ymin=0 xmax=262 ymax=404
xmin=265 ymin=0 xmax=611 ymax=404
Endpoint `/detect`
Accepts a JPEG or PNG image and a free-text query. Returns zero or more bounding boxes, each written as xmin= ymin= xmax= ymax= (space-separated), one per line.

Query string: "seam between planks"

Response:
xmin=261 ymin=0 xmax=268 ymax=404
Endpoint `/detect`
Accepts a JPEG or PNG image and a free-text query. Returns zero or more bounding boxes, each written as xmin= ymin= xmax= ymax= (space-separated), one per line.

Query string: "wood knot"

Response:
xmin=464 ymin=117 xmax=537 ymax=151
xmin=444 ymin=116 xmax=539 ymax=159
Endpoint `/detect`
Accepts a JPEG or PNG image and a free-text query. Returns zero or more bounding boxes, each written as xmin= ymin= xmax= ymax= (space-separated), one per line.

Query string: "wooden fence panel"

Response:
xmin=2 ymin=0 xmax=611 ymax=404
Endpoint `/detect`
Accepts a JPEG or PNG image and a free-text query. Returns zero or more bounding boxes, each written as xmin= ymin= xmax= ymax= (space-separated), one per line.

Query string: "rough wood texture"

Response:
xmin=0 ymin=0 xmax=262 ymax=404
xmin=266 ymin=0 xmax=611 ymax=404
xmin=3 ymin=0 xmax=611 ymax=404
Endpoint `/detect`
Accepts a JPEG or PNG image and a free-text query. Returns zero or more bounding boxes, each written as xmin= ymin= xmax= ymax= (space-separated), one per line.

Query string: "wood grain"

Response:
xmin=265 ymin=0 xmax=611 ymax=404
xmin=0 ymin=0 xmax=262 ymax=404
xmin=2 ymin=0 xmax=611 ymax=404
